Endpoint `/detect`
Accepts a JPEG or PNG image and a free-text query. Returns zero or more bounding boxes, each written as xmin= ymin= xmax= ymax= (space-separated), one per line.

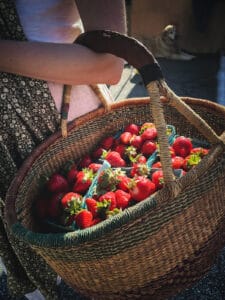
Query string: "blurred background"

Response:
xmin=110 ymin=0 xmax=225 ymax=108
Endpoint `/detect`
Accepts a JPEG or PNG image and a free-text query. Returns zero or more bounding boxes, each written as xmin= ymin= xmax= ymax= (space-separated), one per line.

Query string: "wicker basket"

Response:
xmin=5 ymin=31 xmax=225 ymax=300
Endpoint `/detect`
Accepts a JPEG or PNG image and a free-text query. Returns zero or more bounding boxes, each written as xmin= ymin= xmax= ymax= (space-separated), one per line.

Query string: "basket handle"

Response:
xmin=76 ymin=30 xmax=223 ymax=184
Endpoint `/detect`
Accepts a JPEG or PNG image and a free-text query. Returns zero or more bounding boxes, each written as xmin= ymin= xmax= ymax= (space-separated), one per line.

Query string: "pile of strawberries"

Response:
xmin=34 ymin=122 xmax=209 ymax=231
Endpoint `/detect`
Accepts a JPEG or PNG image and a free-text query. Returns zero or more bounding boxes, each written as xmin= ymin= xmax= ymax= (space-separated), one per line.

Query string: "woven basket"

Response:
xmin=5 ymin=31 xmax=225 ymax=300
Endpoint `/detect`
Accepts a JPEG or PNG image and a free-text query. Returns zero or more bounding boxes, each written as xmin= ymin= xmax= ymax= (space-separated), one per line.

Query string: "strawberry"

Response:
xmin=86 ymin=198 xmax=98 ymax=217
xmin=120 ymin=131 xmax=132 ymax=145
xmin=151 ymin=169 xmax=164 ymax=189
xmin=97 ymin=168 xmax=122 ymax=194
xmin=90 ymin=217 xmax=102 ymax=226
xmin=130 ymin=135 xmax=143 ymax=149
xmin=169 ymin=146 xmax=176 ymax=158
xmin=152 ymin=161 xmax=162 ymax=168
xmin=79 ymin=155 xmax=92 ymax=169
xmin=103 ymin=151 xmax=126 ymax=167
xmin=141 ymin=127 xmax=157 ymax=141
xmin=61 ymin=160 xmax=78 ymax=184
xmin=130 ymin=163 xmax=150 ymax=177
xmin=65 ymin=164 xmax=79 ymax=185
xmin=141 ymin=140 xmax=157 ymax=156
xmin=128 ymin=176 xmax=156 ymax=202
xmin=190 ymin=147 xmax=209 ymax=157
xmin=73 ymin=169 xmax=94 ymax=194
xmin=140 ymin=122 xmax=155 ymax=134
xmin=171 ymin=156 xmax=185 ymax=169
xmin=98 ymin=191 xmax=117 ymax=210
xmin=183 ymin=153 xmax=202 ymax=171
xmin=61 ymin=192 xmax=82 ymax=209
xmin=47 ymin=173 xmax=69 ymax=193
xmin=114 ymin=144 xmax=126 ymax=158
xmin=117 ymin=175 xmax=131 ymax=192
xmin=100 ymin=136 xmax=115 ymax=150
xmin=124 ymin=123 xmax=140 ymax=135
xmin=88 ymin=163 xmax=102 ymax=173
xmin=136 ymin=155 xmax=147 ymax=164
xmin=172 ymin=136 xmax=193 ymax=158
xmin=48 ymin=192 xmax=64 ymax=218
xmin=74 ymin=210 xmax=93 ymax=229
xmin=92 ymin=147 xmax=104 ymax=160
xmin=115 ymin=189 xmax=131 ymax=209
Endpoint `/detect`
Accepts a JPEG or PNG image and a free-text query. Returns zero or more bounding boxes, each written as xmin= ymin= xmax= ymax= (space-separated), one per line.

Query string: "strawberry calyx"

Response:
xmin=184 ymin=153 xmax=202 ymax=170
xmin=125 ymin=145 xmax=138 ymax=160
xmin=107 ymin=207 xmax=122 ymax=218
xmin=64 ymin=196 xmax=82 ymax=216
xmin=96 ymin=199 xmax=111 ymax=219
xmin=96 ymin=168 xmax=124 ymax=195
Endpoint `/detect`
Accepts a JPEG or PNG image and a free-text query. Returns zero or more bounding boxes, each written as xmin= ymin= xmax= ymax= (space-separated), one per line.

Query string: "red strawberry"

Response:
xmin=100 ymin=136 xmax=115 ymax=150
xmin=74 ymin=210 xmax=93 ymax=229
xmin=141 ymin=127 xmax=157 ymax=141
xmin=140 ymin=122 xmax=155 ymax=134
xmin=130 ymin=163 xmax=150 ymax=177
xmin=47 ymin=173 xmax=69 ymax=193
xmin=73 ymin=169 xmax=94 ymax=194
xmin=96 ymin=168 xmax=122 ymax=194
xmin=151 ymin=169 xmax=164 ymax=189
xmin=190 ymin=147 xmax=209 ymax=157
xmin=130 ymin=135 xmax=143 ymax=149
xmin=171 ymin=156 xmax=185 ymax=169
xmin=61 ymin=160 xmax=78 ymax=185
xmin=79 ymin=155 xmax=92 ymax=169
xmin=117 ymin=175 xmax=131 ymax=192
xmin=124 ymin=123 xmax=140 ymax=135
xmin=98 ymin=191 xmax=117 ymax=210
xmin=61 ymin=192 xmax=82 ymax=209
xmin=67 ymin=165 xmax=79 ymax=185
xmin=104 ymin=151 xmax=126 ymax=167
xmin=141 ymin=140 xmax=157 ymax=156
xmin=169 ymin=146 xmax=176 ymax=158
xmin=48 ymin=192 xmax=64 ymax=218
xmin=172 ymin=136 xmax=193 ymax=158
xmin=152 ymin=161 xmax=162 ymax=168
xmin=120 ymin=131 xmax=132 ymax=145
xmin=92 ymin=147 xmax=104 ymax=160
xmin=86 ymin=198 xmax=98 ymax=217
xmin=90 ymin=217 xmax=102 ymax=226
xmin=136 ymin=155 xmax=147 ymax=164
xmin=115 ymin=189 xmax=131 ymax=209
xmin=88 ymin=163 xmax=102 ymax=173
xmin=114 ymin=144 xmax=126 ymax=158
xmin=129 ymin=176 xmax=156 ymax=202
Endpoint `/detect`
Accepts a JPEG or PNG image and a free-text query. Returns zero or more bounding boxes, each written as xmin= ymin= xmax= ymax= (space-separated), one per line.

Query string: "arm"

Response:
xmin=0 ymin=1 xmax=126 ymax=85
xmin=0 ymin=41 xmax=122 ymax=85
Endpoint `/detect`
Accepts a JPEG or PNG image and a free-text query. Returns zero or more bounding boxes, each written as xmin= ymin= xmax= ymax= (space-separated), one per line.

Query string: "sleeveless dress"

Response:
xmin=0 ymin=0 xmax=95 ymax=299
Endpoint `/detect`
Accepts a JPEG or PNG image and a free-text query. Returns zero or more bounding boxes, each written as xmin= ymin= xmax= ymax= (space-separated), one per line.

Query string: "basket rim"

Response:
xmin=5 ymin=96 xmax=225 ymax=247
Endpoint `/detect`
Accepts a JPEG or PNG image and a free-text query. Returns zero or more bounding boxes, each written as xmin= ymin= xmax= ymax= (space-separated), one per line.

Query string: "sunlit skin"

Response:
xmin=0 ymin=0 xmax=126 ymax=85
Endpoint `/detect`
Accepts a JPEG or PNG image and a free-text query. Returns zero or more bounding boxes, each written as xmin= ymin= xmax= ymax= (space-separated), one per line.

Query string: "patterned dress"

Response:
xmin=0 ymin=0 xmax=79 ymax=299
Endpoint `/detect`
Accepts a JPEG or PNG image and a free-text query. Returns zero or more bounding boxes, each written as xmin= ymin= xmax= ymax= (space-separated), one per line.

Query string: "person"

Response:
xmin=0 ymin=0 xmax=127 ymax=299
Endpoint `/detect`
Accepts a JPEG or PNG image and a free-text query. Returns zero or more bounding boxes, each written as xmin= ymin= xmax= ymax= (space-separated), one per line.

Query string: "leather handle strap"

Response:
xmin=76 ymin=30 xmax=164 ymax=84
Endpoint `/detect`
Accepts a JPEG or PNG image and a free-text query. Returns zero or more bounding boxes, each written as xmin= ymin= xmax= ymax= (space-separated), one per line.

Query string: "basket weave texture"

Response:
xmin=5 ymin=96 xmax=225 ymax=300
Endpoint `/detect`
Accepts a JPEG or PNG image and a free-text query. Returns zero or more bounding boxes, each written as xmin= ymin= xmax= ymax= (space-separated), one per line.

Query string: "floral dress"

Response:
xmin=0 ymin=0 xmax=80 ymax=299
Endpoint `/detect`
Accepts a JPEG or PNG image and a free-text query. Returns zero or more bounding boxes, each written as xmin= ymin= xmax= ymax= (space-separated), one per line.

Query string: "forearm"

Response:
xmin=0 ymin=40 xmax=123 ymax=85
